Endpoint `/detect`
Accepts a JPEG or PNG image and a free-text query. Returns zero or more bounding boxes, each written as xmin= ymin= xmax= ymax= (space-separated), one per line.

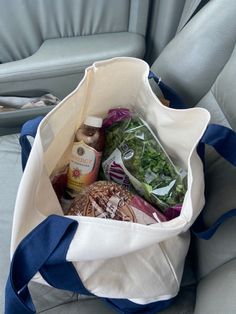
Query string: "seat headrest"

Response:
xmin=151 ymin=0 xmax=236 ymax=110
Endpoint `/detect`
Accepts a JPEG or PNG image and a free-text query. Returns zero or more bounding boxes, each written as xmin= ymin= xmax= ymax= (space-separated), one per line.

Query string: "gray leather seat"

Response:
xmin=0 ymin=0 xmax=148 ymax=99
xmin=151 ymin=0 xmax=236 ymax=312
xmin=1 ymin=0 xmax=236 ymax=313
xmin=0 ymin=0 xmax=149 ymax=136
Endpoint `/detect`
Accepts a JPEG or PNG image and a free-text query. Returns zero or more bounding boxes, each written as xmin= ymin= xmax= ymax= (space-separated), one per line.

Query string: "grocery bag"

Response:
xmin=6 ymin=57 xmax=211 ymax=314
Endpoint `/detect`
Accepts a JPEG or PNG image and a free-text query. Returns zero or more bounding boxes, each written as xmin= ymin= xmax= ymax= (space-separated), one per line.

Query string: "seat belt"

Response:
xmin=177 ymin=0 xmax=211 ymax=32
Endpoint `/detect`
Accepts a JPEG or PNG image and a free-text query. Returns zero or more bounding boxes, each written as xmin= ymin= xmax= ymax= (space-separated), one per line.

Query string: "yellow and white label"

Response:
xmin=67 ymin=141 xmax=101 ymax=193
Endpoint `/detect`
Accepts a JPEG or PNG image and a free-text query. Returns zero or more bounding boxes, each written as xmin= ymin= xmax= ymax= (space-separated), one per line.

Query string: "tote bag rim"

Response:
xmin=34 ymin=57 xmax=210 ymax=235
xmin=12 ymin=57 xmax=210 ymax=261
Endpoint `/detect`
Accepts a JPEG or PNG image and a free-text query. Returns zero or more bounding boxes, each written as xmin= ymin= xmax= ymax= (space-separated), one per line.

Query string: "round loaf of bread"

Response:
xmin=67 ymin=181 xmax=136 ymax=222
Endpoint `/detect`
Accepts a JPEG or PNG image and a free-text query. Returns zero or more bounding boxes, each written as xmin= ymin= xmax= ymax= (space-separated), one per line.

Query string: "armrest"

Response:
xmin=0 ymin=32 xmax=145 ymax=82
xmin=0 ymin=106 xmax=54 ymax=136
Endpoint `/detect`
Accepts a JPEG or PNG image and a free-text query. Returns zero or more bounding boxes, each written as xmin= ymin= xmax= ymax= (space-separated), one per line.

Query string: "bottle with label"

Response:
xmin=66 ymin=116 xmax=104 ymax=196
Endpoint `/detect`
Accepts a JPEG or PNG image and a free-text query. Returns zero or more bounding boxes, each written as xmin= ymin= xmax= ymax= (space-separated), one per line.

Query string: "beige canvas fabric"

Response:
xmin=11 ymin=57 xmax=210 ymax=304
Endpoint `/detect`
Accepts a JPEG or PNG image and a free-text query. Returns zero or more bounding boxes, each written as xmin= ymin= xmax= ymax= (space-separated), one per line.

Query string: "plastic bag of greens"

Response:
xmin=101 ymin=108 xmax=186 ymax=217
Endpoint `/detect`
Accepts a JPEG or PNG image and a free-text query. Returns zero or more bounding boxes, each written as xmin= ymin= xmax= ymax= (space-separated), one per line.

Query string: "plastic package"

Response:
xmin=67 ymin=181 xmax=166 ymax=225
xmin=101 ymin=108 xmax=186 ymax=217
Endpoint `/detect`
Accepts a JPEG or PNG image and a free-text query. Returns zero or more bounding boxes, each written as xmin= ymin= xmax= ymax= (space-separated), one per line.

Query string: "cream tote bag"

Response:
xmin=6 ymin=57 xmax=211 ymax=314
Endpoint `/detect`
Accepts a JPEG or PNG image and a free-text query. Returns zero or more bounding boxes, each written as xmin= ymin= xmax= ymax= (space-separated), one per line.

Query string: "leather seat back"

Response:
xmin=151 ymin=1 xmax=236 ymax=312
xmin=0 ymin=0 xmax=149 ymax=63
xmin=151 ymin=0 xmax=236 ymax=108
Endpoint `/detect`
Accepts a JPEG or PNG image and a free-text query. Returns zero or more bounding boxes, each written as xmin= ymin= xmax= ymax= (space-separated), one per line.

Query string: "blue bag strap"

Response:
xmin=148 ymin=71 xmax=186 ymax=109
xmin=105 ymin=297 xmax=174 ymax=314
xmin=192 ymin=124 xmax=236 ymax=239
xmin=19 ymin=116 xmax=44 ymax=171
xmin=5 ymin=213 xmax=174 ymax=314
xmin=5 ymin=215 xmax=91 ymax=314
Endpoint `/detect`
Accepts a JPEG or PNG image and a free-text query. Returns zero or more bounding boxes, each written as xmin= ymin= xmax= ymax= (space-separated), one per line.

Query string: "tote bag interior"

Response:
xmin=11 ymin=57 xmax=210 ymax=302
xmin=12 ymin=57 xmax=210 ymax=256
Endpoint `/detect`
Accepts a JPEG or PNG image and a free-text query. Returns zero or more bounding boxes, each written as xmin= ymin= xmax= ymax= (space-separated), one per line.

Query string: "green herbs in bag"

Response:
xmin=101 ymin=109 xmax=186 ymax=215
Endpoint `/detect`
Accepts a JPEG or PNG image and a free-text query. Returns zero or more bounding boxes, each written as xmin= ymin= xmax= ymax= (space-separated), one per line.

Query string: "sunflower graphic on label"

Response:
xmin=72 ymin=168 xmax=81 ymax=178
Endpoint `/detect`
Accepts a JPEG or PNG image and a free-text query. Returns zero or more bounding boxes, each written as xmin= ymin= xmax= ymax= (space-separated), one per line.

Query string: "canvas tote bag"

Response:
xmin=6 ymin=57 xmax=211 ymax=314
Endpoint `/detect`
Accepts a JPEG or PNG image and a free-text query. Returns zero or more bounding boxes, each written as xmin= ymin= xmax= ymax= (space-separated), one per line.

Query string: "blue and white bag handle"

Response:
xmin=5 ymin=215 xmax=92 ymax=314
xmin=19 ymin=116 xmax=44 ymax=170
xmin=148 ymin=71 xmax=186 ymax=109
xmin=192 ymin=124 xmax=236 ymax=239
xmin=5 ymin=214 xmax=172 ymax=314
xmin=148 ymin=72 xmax=236 ymax=239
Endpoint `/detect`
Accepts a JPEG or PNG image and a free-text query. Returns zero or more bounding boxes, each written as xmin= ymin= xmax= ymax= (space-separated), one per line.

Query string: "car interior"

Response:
xmin=1 ymin=0 xmax=236 ymax=313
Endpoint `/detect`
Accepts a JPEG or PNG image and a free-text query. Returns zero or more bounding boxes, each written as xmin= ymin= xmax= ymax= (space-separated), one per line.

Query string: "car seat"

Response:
xmin=151 ymin=0 xmax=236 ymax=313
xmin=1 ymin=0 xmax=236 ymax=313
